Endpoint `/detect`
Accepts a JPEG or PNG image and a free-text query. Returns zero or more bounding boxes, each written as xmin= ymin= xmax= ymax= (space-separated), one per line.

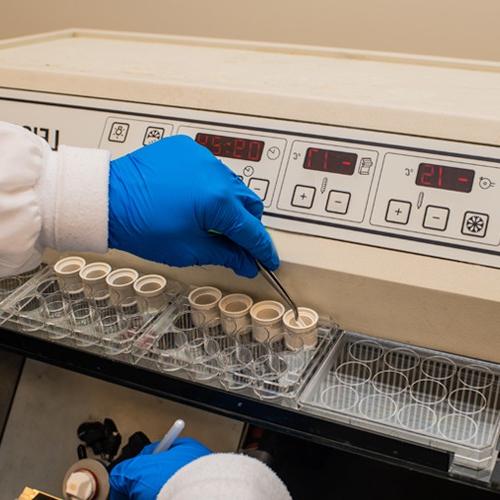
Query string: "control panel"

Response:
xmin=2 ymin=88 xmax=500 ymax=268
xmin=177 ymin=126 xmax=286 ymax=207
xmin=371 ymin=153 xmax=499 ymax=246
xmin=277 ymin=140 xmax=377 ymax=223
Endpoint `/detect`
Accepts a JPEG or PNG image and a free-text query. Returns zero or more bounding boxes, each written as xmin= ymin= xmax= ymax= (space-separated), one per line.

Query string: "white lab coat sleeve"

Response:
xmin=0 ymin=121 xmax=110 ymax=277
xmin=156 ymin=453 xmax=292 ymax=500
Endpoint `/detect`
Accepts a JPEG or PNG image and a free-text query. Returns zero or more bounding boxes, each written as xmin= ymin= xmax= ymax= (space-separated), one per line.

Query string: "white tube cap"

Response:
xmin=65 ymin=470 xmax=96 ymax=500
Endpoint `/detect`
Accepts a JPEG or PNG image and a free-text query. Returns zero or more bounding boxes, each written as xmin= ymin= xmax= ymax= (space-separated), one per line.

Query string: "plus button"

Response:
xmin=291 ymin=185 xmax=316 ymax=209
xmin=385 ymin=199 xmax=412 ymax=225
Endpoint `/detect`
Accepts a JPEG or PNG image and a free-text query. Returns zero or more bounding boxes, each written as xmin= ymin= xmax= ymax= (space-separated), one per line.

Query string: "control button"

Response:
xmin=291 ymin=185 xmax=316 ymax=209
xmin=108 ymin=122 xmax=129 ymax=143
xmin=143 ymin=126 xmax=165 ymax=145
xmin=249 ymin=178 xmax=269 ymax=200
xmin=266 ymin=146 xmax=281 ymax=161
xmin=243 ymin=166 xmax=255 ymax=177
xmin=325 ymin=190 xmax=351 ymax=215
xmin=423 ymin=205 xmax=449 ymax=231
xmin=385 ymin=199 xmax=411 ymax=225
xmin=462 ymin=211 xmax=489 ymax=238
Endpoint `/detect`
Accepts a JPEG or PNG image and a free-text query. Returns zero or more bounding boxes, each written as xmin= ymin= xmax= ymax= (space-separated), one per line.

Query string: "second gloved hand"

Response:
xmin=108 ymin=136 xmax=279 ymax=277
xmin=109 ymin=437 xmax=211 ymax=500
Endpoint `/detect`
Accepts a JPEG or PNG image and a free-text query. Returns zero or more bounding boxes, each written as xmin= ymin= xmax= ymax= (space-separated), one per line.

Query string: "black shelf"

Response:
xmin=0 ymin=326 xmax=498 ymax=494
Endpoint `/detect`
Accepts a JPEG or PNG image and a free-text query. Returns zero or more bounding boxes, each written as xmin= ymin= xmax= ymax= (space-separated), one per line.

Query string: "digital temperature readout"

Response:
xmin=415 ymin=163 xmax=475 ymax=193
xmin=303 ymin=147 xmax=357 ymax=175
xmin=195 ymin=133 xmax=264 ymax=162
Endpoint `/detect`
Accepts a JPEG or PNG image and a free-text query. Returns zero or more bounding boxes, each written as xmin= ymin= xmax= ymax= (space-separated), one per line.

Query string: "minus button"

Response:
xmin=423 ymin=205 xmax=450 ymax=231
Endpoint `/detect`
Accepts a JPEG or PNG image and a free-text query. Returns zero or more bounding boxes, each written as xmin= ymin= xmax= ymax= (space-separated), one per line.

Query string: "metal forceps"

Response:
xmin=255 ymin=260 xmax=300 ymax=322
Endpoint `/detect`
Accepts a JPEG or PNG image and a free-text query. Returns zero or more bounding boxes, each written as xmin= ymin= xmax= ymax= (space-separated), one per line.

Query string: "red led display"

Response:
xmin=415 ymin=163 xmax=474 ymax=193
xmin=196 ymin=133 xmax=264 ymax=162
xmin=303 ymin=148 xmax=357 ymax=175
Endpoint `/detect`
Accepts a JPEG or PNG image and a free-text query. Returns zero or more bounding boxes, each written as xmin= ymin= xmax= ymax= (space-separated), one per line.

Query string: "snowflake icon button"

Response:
xmin=461 ymin=211 xmax=489 ymax=238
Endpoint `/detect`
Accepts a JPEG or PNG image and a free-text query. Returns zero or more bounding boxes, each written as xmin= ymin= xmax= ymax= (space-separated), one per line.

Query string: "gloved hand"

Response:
xmin=109 ymin=437 xmax=211 ymax=500
xmin=108 ymin=135 xmax=279 ymax=277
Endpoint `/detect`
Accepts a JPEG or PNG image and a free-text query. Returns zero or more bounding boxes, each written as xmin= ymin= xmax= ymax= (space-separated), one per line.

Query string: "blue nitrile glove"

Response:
xmin=108 ymin=135 xmax=280 ymax=278
xmin=109 ymin=437 xmax=212 ymax=500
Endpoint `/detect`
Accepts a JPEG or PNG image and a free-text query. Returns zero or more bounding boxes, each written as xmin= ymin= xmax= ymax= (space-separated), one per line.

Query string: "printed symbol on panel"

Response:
xmin=143 ymin=126 xmax=165 ymax=146
xmin=243 ymin=166 xmax=255 ymax=177
xmin=465 ymin=215 xmax=485 ymax=233
xmin=461 ymin=212 xmax=489 ymax=238
xmin=417 ymin=191 xmax=424 ymax=209
xmin=479 ymin=177 xmax=495 ymax=190
xmin=320 ymin=177 xmax=328 ymax=194
xmin=359 ymin=158 xmax=373 ymax=175
xmin=108 ymin=122 xmax=129 ymax=143
xmin=266 ymin=146 xmax=281 ymax=160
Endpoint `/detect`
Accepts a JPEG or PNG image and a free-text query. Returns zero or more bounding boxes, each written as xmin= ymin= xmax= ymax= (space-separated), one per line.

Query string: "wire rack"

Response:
xmin=0 ymin=266 xmax=183 ymax=360
xmin=132 ymin=295 xmax=338 ymax=401
xmin=299 ymin=331 xmax=500 ymax=472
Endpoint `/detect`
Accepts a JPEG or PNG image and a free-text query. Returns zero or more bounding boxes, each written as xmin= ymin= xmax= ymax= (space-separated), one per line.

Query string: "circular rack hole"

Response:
xmin=421 ymin=356 xmax=457 ymax=381
xmin=458 ymin=365 xmax=495 ymax=390
xmin=335 ymin=362 xmax=372 ymax=387
xmin=372 ymin=370 xmax=409 ymax=396
xmin=384 ymin=348 xmax=420 ymax=372
xmin=410 ymin=378 xmax=447 ymax=405
xmin=358 ymin=394 xmax=397 ymax=422
xmin=397 ymin=404 xmax=437 ymax=431
xmin=349 ymin=340 xmax=384 ymax=363
xmin=438 ymin=414 xmax=478 ymax=443
xmin=320 ymin=385 xmax=359 ymax=412
xmin=448 ymin=388 xmax=487 ymax=415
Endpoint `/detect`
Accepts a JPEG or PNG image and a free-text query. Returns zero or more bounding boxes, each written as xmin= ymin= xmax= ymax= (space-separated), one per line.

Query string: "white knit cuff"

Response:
xmin=39 ymin=145 xmax=111 ymax=253
xmin=157 ymin=453 xmax=292 ymax=500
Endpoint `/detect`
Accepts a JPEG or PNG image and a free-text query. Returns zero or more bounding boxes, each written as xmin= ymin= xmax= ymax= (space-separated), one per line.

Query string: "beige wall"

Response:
xmin=2 ymin=0 xmax=500 ymax=61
